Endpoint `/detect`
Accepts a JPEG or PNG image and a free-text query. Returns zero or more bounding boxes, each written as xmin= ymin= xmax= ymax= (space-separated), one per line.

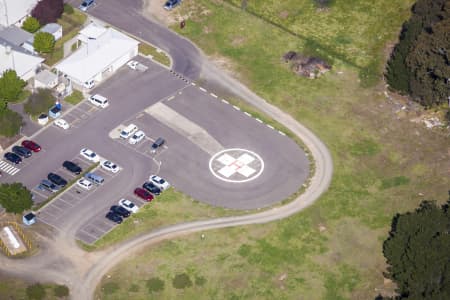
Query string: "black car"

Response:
xmin=47 ymin=173 xmax=68 ymax=187
xmin=4 ymin=152 xmax=22 ymax=164
xmin=63 ymin=161 xmax=82 ymax=175
xmin=12 ymin=146 xmax=32 ymax=158
xmin=151 ymin=137 xmax=165 ymax=152
xmin=110 ymin=205 xmax=130 ymax=218
xmin=105 ymin=211 xmax=123 ymax=224
xmin=142 ymin=181 xmax=161 ymax=195
xmin=164 ymin=0 xmax=181 ymax=10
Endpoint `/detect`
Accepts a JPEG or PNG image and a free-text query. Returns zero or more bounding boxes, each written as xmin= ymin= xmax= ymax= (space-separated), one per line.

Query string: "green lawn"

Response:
xmin=0 ymin=276 xmax=68 ymax=300
xmin=43 ymin=10 xmax=87 ymax=66
xmin=138 ymin=43 xmax=171 ymax=67
xmin=95 ymin=0 xmax=449 ymax=299
xmin=63 ymin=89 xmax=84 ymax=105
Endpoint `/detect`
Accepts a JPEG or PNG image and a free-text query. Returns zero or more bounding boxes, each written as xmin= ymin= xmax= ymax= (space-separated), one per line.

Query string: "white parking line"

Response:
xmin=244 ymin=112 xmax=252 ymax=117
xmin=199 ymin=87 xmax=207 ymax=92
xmin=210 ymin=93 xmax=218 ymax=98
xmin=256 ymin=118 xmax=263 ymax=123
xmin=267 ymin=124 xmax=274 ymax=129
xmin=191 ymin=82 xmax=196 ymax=86
xmin=233 ymin=105 xmax=241 ymax=111
xmin=278 ymin=131 xmax=286 ymax=136
xmin=221 ymin=99 xmax=229 ymax=104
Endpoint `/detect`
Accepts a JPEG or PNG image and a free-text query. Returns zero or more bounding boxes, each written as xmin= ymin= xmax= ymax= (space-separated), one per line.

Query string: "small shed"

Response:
xmin=34 ymin=70 xmax=58 ymax=89
xmin=23 ymin=213 xmax=36 ymax=226
xmin=40 ymin=23 xmax=63 ymax=41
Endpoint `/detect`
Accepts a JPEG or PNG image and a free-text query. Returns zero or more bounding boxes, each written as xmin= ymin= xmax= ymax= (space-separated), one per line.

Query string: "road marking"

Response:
xmin=191 ymin=82 xmax=196 ymax=86
xmin=233 ymin=105 xmax=241 ymax=111
xmin=267 ymin=124 xmax=274 ymax=129
xmin=167 ymin=96 xmax=175 ymax=101
xmin=0 ymin=161 xmax=20 ymax=175
xmin=210 ymin=93 xmax=218 ymax=98
xmin=199 ymin=87 xmax=207 ymax=92
xmin=244 ymin=112 xmax=252 ymax=117
xmin=256 ymin=118 xmax=263 ymax=123
xmin=221 ymin=99 xmax=229 ymax=104
xmin=278 ymin=131 xmax=286 ymax=136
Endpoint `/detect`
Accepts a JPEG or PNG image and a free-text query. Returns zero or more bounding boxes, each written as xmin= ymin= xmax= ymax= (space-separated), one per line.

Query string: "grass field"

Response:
xmin=138 ymin=43 xmax=172 ymax=67
xmin=94 ymin=0 xmax=449 ymax=298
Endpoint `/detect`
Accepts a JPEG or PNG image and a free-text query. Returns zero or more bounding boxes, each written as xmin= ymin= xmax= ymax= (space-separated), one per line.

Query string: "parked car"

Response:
xmin=101 ymin=160 xmax=120 ymax=173
xmin=151 ymin=137 xmax=165 ymax=152
xmin=4 ymin=152 xmax=21 ymax=164
xmin=129 ymin=130 xmax=145 ymax=145
xmin=76 ymin=178 xmax=93 ymax=190
xmin=164 ymin=0 xmax=182 ymax=10
xmin=134 ymin=188 xmax=154 ymax=202
xmin=118 ymin=199 xmax=139 ymax=213
xmin=39 ymin=179 xmax=60 ymax=193
xmin=120 ymin=124 xmax=138 ymax=139
xmin=63 ymin=161 xmax=82 ymax=175
xmin=84 ymin=172 xmax=104 ymax=185
xmin=127 ymin=60 xmax=138 ymax=70
xmin=149 ymin=175 xmax=170 ymax=190
xmin=21 ymin=140 xmax=41 ymax=152
xmin=142 ymin=181 xmax=161 ymax=195
xmin=110 ymin=205 xmax=130 ymax=218
xmin=89 ymin=94 xmax=109 ymax=108
xmin=80 ymin=148 xmax=100 ymax=163
xmin=79 ymin=0 xmax=95 ymax=11
xmin=105 ymin=211 xmax=123 ymax=224
xmin=54 ymin=118 xmax=70 ymax=129
xmin=12 ymin=146 xmax=32 ymax=158
xmin=47 ymin=173 xmax=68 ymax=187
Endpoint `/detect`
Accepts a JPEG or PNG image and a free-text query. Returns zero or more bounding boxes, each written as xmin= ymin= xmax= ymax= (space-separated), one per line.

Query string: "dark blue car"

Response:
xmin=4 ymin=152 xmax=21 ymax=164
xmin=164 ymin=0 xmax=181 ymax=10
xmin=12 ymin=145 xmax=32 ymax=158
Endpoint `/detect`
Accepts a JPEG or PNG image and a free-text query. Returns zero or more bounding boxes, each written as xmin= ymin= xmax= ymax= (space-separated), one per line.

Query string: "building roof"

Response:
xmin=0 ymin=25 xmax=33 ymax=46
xmin=0 ymin=0 xmax=39 ymax=27
xmin=41 ymin=23 xmax=62 ymax=35
xmin=35 ymin=69 xmax=57 ymax=85
xmin=55 ymin=23 xmax=139 ymax=83
xmin=0 ymin=42 xmax=44 ymax=78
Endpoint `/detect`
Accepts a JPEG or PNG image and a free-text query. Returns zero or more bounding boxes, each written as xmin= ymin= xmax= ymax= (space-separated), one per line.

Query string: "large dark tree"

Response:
xmin=31 ymin=0 xmax=64 ymax=25
xmin=382 ymin=199 xmax=450 ymax=299
xmin=385 ymin=0 xmax=450 ymax=107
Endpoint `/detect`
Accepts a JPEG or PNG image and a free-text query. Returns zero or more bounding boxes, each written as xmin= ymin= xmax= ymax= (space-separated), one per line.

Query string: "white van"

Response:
xmin=120 ymin=124 xmax=138 ymax=139
xmin=89 ymin=94 xmax=109 ymax=108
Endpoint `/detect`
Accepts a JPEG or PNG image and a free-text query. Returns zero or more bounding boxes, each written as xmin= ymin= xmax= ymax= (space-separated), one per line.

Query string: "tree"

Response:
xmin=0 ymin=183 xmax=33 ymax=214
xmin=31 ymin=0 xmax=64 ymax=25
xmin=33 ymin=32 xmax=55 ymax=53
xmin=0 ymin=70 xmax=26 ymax=102
xmin=26 ymin=283 xmax=46 ymax=300
xmin=382 ymin=199 xmax=450 ymax=299
xmin=22 ymin=16 xmax=41 ymax=33
xmin=24 ymin=88 xmax=56 ymax=117
xmin=53 ymin=285 xmax=69 ymax=297
xmin=0 ymin=108 xmax=23 ymax=137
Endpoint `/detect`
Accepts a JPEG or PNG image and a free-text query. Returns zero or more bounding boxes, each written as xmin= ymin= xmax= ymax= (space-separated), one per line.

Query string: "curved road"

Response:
xmin=1 ymin=1 xmax=333 ymax=299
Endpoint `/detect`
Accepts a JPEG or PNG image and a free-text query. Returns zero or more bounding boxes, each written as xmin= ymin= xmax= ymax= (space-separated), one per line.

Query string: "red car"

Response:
xmin=134 ymin=188 xmax=154 ymax=202
xmin=21 ymin=140 xmax=41 ymax=152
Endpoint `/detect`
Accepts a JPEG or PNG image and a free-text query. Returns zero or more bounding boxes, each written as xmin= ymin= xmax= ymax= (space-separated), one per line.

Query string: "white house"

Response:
xmin=55 ymin=22 xmax=139 ymax=89
xmin=0 ymin=41 xmax=44 ymax=80
xmin=0 ymin=0 xmax=39 ymax=27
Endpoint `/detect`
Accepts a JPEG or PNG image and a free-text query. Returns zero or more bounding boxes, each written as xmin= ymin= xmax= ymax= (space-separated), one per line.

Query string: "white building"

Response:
xmin=0 ymin=0 xmax=39 ymax=27
xmin=55 ymin=22 xmax=139 ymax=89
xmin=34 ymin=69 xmax=58 ymax=89
xmin=0 ymin=41 xmax=44 ymax=80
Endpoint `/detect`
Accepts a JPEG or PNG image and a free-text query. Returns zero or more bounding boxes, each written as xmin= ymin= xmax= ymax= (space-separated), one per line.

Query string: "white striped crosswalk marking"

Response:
xmin=0 ymin=160 xmax=20 ymax=175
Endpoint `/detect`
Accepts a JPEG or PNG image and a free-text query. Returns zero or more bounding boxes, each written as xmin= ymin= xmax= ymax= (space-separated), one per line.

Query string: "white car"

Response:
xmin=127 ymin=60 xmax=138 ymax=70
xmin=54 ymin=118 xmax=69 ymax=129
xmin=80 ymin=148 xmax=100 ymax=163
xmin=149 ymin=175 xmax=170 ymax=190
xmin=128 ymin=130 xmax=145 ymax=145
xmin=76 ymin=178 xmax=93 ymax=190
xmin=101 ymin=160 xmax=120 ymax=173
xmin=119 ymin=199 xmax=139 ymax=213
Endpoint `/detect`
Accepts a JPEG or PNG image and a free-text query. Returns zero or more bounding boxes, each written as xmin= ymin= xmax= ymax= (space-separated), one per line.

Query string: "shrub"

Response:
xmin=33 ymin=32 xmax=55 ymax=53
xmin=0 ymin=108 xmax=23 ymax=137
xmin=22 ymin=16 xmax=41 ymax=33
xmin=53 ymin=285 xmax=69 ymax=297
xmin=0 ymin=183 xmax=33 ymax=214
xmin=26 ymin=283 xmax=46 ymax=300
xmin=146 ymin=277 xmax=165 ymax=293
xmin=24 ymin=88 xmax=56 ymax=117
xmin=32 ymin=0 xmax=64 ymax=25
xmin=195 ymin=275 xmax=207 ymax=286
xmin=172 ymin=273 xmax=193 ymax=289
xmin=63 ymin=3 xmax=74 ymax=14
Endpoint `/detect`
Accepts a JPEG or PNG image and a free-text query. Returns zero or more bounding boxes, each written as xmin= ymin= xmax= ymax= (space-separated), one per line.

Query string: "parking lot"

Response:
xmin=0 ymin=55 xmax=308 ymax=243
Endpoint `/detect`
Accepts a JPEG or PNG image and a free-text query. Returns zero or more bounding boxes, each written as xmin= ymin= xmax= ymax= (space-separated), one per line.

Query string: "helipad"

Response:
xmin=209 ymin=148 xmax=264 ymax=183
